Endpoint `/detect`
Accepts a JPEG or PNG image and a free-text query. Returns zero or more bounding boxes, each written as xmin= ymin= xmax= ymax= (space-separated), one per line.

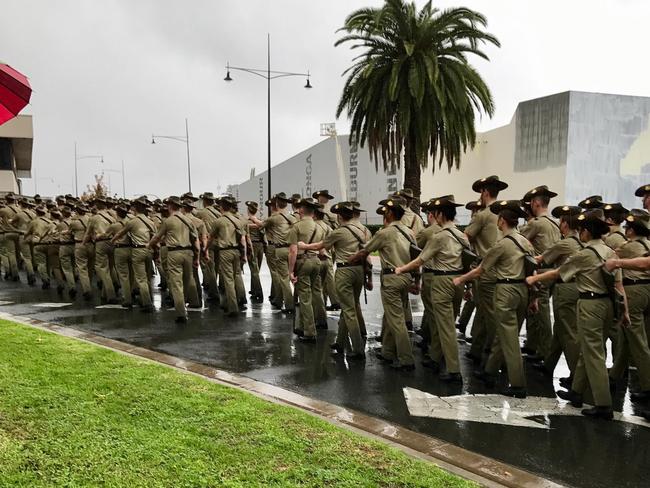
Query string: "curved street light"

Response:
xmin=151 ymin=118 xmax=191 ymax=192
xmin=74 ymin=142 xmax=104 ymax=197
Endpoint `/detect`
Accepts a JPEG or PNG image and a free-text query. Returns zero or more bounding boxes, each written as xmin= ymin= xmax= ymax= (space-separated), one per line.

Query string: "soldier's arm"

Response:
xmin=148 ymin=222 xmax=165 ymax=249
xmin=606 ymin=255 xmax=650 ymax=272
xmin=464 ymin=212 xmax=482 ymax=243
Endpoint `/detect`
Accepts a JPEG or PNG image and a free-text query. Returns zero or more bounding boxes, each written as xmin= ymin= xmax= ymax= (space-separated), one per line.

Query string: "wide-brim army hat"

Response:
xmin=133 ymin=196 xmax=151 ymax=208
xmin=465 ymin=200 xmax=483 ymax=211
xmin=577 ymin=209 xmax=610 ymax=234
xmin=219 ymin=195 xmax=240 ymax=208
xmin=55 ymin=195 xmax=66 ymax=203
xmin=625 ymin=209 xmax=650 ymax=229
xmin=34 ymin=205 xmax=48 ymax=214
xmin=331 ymin=201 xmax=358 ymax=214
xmin=245 ymin=200 xmax=259 ymax=211
xmin=376 ymin=197 xmax=406 ymax=215
xmin=297 ymin=197 xmax=323 ymax=210
xmin=551 ymin=205 xmax=583 ymax=219
xmin=263 ymin=198 xmax=274 ymax=207
xmin=429 ymin=195 xmax=463 ymax=209
xmin=4 ymin=192 xmax=17 ymax=201
xmin=50 ymin=208 xmax=62 ymax=218
xmin=114 ymin=204 xmax=129 ymax=215
xmin=33 ymin=194 xmax=43 ymax=202
xmin=472 ymin=175 xmax=508 ymax=193
xmin=603 ymin=202 xmax=629 ymax=216
xmin=392 ymin=188 xmax=415 ymax=200
xmin=181 ymin=192 xmax=199 ymax=202
xmin=181 ymin=199 xmax=196 ymax=209
xmin=379 ymin=195 xmax=407 ymax=207
xmin=164 ymin=196 xmax=183 ymax=207
xmin=489 ymin=200 xmax=528 ymax=219
xmin=272 ymin=192 xmax=292 ymax=203
xmin=578 ymin=195 xmax=604 ymax=209
xmin=523 ymin=185 xmax=558 ymax=203
xmin=290 ymin=193 xmax=302 ymax=204
xmin=312 ymin=189 xmax=334 ymax=200
xmin=635 ymin=184 xmax=650 ymax=197
xmin=199 ymin=192 xmax=215 ymax=201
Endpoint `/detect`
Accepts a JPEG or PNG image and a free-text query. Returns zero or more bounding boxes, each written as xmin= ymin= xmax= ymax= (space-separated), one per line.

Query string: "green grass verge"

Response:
xmin=0 ymin=320 xmax=474 ymax=487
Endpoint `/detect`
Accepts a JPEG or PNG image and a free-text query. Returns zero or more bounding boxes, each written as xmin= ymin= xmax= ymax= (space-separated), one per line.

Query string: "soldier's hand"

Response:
xmin=365 ymin=278 xmax=373 ymax=291
xmin=193 ymin=258 xmax=199 ymax=269
xmin=297 ymin=241 xmax=305 ymax=250
xmin=452 ymin=277 xmax=462 ymax=287
xmin=290 ymin=272 xmax=298 ymax=284
xmin=394 ymin=266 xmax=403 ymax=275
xmin=604 ymin=258 xmax=618 ymax=272
xmin=409 ymin=282 xmax=420 ymax=295
xmin=621 ymin=313 xmax=631 ymax=328
xmin=528 ymin=298 xmax=539 ymax=315
xmin=463 ymin=288 xmax=473 ymax=301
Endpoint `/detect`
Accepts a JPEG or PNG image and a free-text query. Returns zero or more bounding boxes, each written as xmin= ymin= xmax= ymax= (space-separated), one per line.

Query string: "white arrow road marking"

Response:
xmin=0 ymin=301 xmax=15 ymax=306
xmin=403 ymin=387 xmax=650 ymax=430
xmin=34 ymin=303 xmax=72 ymax=308
xmin=95 ymin=304 xmax=127 ymax=309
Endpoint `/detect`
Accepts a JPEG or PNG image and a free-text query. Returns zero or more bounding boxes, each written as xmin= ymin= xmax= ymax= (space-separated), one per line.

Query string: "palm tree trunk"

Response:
xmin=403 ymin=128 xmax=421 ymax=211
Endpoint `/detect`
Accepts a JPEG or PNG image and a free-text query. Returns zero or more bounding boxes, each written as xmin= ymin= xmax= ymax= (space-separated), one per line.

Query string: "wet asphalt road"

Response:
xmin=1 ymin=266 xmax=649 ymax=488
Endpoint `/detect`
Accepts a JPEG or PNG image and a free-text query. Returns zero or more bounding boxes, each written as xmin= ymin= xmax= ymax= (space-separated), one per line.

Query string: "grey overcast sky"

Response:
xmin=2 ymin=0 xmax=649 ymax=198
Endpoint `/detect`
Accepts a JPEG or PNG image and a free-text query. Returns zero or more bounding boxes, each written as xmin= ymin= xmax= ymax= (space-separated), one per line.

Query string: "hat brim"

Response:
xmin=635 ymin=186 xmax=650 ymax=197
xmin=472 ymin=180 xmax=508 ymax=193
xmin=490 ymin=205 xmax=527 ymax=219
xmin=578 ymin=218 xmax=610 ymax=234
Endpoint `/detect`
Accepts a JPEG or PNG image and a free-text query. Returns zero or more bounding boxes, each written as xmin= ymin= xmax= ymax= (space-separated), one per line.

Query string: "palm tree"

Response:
xmin=336 ymin=0 xmax=500 ymax=202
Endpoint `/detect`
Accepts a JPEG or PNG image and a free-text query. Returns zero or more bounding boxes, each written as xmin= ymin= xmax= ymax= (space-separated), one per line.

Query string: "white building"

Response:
xmin=0 ymin=115 xmax=33 ymax=194
xmin=232 ymin=91 xmax=650 ymax=225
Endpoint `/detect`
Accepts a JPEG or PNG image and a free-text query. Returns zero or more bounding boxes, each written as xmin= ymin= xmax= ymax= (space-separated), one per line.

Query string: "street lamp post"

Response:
xmin=74 ymin=142 xmax=104 ymax=197
xmin=151 ymin=118 xmax=192 ymax=192
xmin=225 ymin=34 xmax=312 ymax=214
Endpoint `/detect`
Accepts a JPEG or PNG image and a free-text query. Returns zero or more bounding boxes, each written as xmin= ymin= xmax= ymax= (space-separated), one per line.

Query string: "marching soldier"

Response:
xmin=394 ymin=188 xmax=425 ymax=235
xmin=290 ymin=193 xmax=302 ymax=218
xmin=11 ymin=198 xmax=37 ymax=285
xmin=196 ymin=192 xmax=222 ymax=302
xmin=83 ymin=197 xmax=118 ymax=304
xmin=464 ymin=175 xmax=508 ymax=362
xmin=26 ymin=205 xmax=56 ymax=288
xmin=249 ymin=193 xmax=296 ymax=312
xmin=532 ymin=205 xmax=584 ymax=382
xmin=519 ymin=185 xmax=561 ymax=362
xmin=529 ymin=209 xmax=627 ymax=419
xmin=181 ymin=198 xmax=207 ymax=303
xmin=288 ymin=198 xmax=327 ymax=342
xmin=0 ymin=193 xmax=21 ymax=281
xmin=607 ymin=209 xmax=650 ymax=400
xmin=71 ymin=204 xmax=94 ymax=300
xmin=149 ymin=196 xmax=201 ymax=323
xmin=312 ymin=190 xmax=338 ymax=229
xmin=349 ymin=197 xmax=415 ymax=370
xmin=245 ymin=201 xmax=264 ymax=303
xmin=56 ymin=205 xmax=77 ymax=298
xmin=112 ymin=196 xmax=156 ymax=312
xmin=578 ymin=195 xmax=604 ymax=210
xmin=313 ymin=189 xmax=340 ymax=310
xmin=397 ymin=195 xmax=467 ymax=383
xmin=103 ymin=205 xmax=132 ymax=307
xmin=603 ymin=203 xmax=629 ymax=250
xmin=299 ymin=201 xmax=371 ymax=357
xmin=209 ymin=196 xmax=247 ymax=317
xmin=47 ymin=209 xmax=65 ymax=294
xmin=456 ymin=200 xmax=483 ymax=339
xmin=635 ymin=184 xmax=650 ymax=212
xmin=314 ymin=206 xmax=338 ymax=315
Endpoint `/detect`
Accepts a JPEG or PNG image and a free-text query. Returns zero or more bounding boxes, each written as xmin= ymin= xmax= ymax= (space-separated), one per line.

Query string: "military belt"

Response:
xmin=218 ymin=246 xmax=240 ymax=251
xmin=496 ymin=278 xmax=525 ymax=284
xmin=131 ymin=244 xmax=147 ymax=249
xmin=623 ymin=278 xmax=650 ymax=286
xmin=167 ymin=246 xmax=193 ymax=252
xmin=296 ymin=253 xmax=318 ymax=260
xmin=268 ymin=242 xmax=289 ymax=248
xmin=336 ymin=262 xmax=362 ymax=268
xmin=578 ymin=291 xmax=609 ymax=299
xmin=95 ymin=238 xmax=110 ymax=242
xmin=114 ymin=243 xmax=132 ymax=249
xmin=251 ymin=240 xmax=264 ymax=243
xmin=60 ymin=241 xmax=75 ymax=245
xmin=423 ymin=268 xmax=463 ymax=275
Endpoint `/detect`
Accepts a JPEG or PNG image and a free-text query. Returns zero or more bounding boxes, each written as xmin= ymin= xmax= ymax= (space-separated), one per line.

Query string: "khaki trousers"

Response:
xmin=295 ymin=257 xmax=322 ymax=337
xmin=200 ymin=246 xmax=219 ymax=300
xmin=46 ymin=244 xmax=63 ymax=288
xmin=95 ymin=241 xmax=116 ymax=301
xmin=74 ymin=243 xmax=94 ymax=294
xmin=420 ymin=273 xmax=440 ymax=361
xmin=59 ymin=244 xmax=76 ymax=291
xmin=132 ymin=248 xmax=153 ymax=308
xmin=247 ymin=249 xmax=263 ymax=300
xmin=571 ymin=298 xmax=613 ymax=407
xmin=19 ymin=237 xmax=34 ymax=277
xmin=431 ymin=274 xmax=463 ymax=373
xmin=1 ymin=233 xmax=19 ymax=278
xmin=334 ymin=265 xmax=365 ymax=353
xmin=470 ymin=276 xmax=496 ymax=358
xmin=545 ymin=283 xmax=580 ymax=373
xmin=274 ymin=246 xmax=294 ymax=310
xmin=380 ymin=274 xmax=414 ymax=365
xmin=218 ymin=249 xmax=242 ymax=314
xmin=526 ymin=284 xmax=552 ymax=356
xmin=321 ymin=256 xmax=339 ymax=306
xmin=485 ymin=284 xmax=527 ymax=388
xmin=610 ymin=284 xmax=650 ymax=390
xmin=167 ymin=249 xmax=200 ymax=317
xmin=33 ymin=243 xmax=50 ymax=284
xmin=114 ymin=247 xmax=133 ymax=306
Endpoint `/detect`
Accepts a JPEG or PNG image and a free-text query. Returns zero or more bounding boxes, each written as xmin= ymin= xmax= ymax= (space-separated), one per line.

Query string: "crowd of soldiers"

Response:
xmin=2 ymin=176 xmax=650 ymax=423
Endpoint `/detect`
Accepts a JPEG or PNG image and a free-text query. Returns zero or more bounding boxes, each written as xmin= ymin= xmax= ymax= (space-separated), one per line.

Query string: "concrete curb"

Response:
xmin=0 ymin=311 xmax=565 ymax=488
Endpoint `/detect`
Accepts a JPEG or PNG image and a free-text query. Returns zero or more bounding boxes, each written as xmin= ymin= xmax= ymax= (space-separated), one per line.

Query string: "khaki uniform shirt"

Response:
xmin=248 ymin=216 xmax=265 ymax=243
xmin=0 ymin=204 xmax=20 ymax=232
xmin=419 ymin=222 xmax=468 ymax=272
xmin=85 ymin=210 xmax=115 ymax=241
xmin=415 ymin=223 xmax=442 ymax=269
xmin=185 ymin=213 xmax=206 ymax=238
xmin=401 ymin=207 xmax=424 ymax=235
xmin=322 ymin=208 xmax=339 ymax=230
xmin=211 ymin=212 xmax=243 ymax=249
xmin=322 ymin=221 xmax=371 ymax=263
xmin=261 ymin=211 xmax=295 ymax=245
xmin=27 ymin=216 xmax=56 ymax=244
xmin=10 ymin=208 xmax=36 ymax=234
xmin=604 ymin=226 xmax=627 ymax=250
xmin=559 ymin=239 xmax=621 ymax=294
xmin=124 ymin=214 xmax=157 ymax=247
xmin=287 ymin=216 xmax=325 ymax=257
xmin=617 ymin=237 xmax=650 ymax=281
xmin=196 ymin=206 xmax=221 ymax=235
xmin=150 ymin=213 xmax=163 ymax=230
xmin=105 ymin=219 xmax=130 ymax=246
xmin=364 ymin=221 xmax=411 ymax=269
xmin=520 ymin=214 xmax=561 ymax=255
xmin=154 ymin=213 xmax=197 ymax=248
xmin=465 ymin=206 xmax=499 ymax=258
xmin=480 ymin=228 xmax=534 ymax=280
xmin=56 ymin=219 xmax=74 ymax=243
xmin=70 ymin=215 xmax=90 ymax=242
xmin=541 ymin=232 xmax=583 ymax=268
xmin=315 ymin=219 xmax=332 ymax=258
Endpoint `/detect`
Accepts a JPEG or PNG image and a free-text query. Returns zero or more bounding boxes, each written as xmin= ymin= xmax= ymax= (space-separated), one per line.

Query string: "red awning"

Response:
xmin=0 ymin=64 xmax=32 ymax=126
